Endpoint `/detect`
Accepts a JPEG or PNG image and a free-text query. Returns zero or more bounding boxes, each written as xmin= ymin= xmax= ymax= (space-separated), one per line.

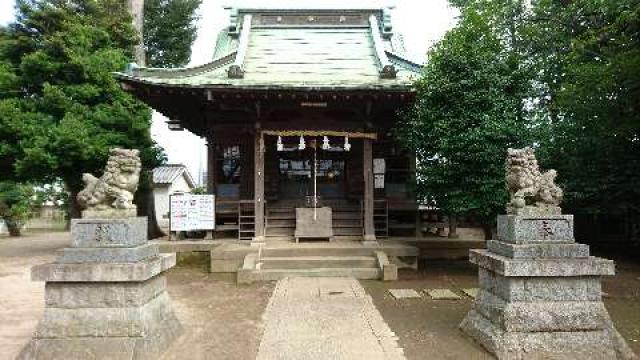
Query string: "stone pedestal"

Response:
xmin=19 ymin=217 xmax=182 ymax=360
xmin=294 ymin=207 xmax=333 ymax=242
xmin=460 ymin=215 xmax=636 ymax=360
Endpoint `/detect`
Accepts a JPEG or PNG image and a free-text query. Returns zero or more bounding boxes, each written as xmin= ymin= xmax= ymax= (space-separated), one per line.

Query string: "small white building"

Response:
xmin=152 ymin=164 xmax=196 ymax=230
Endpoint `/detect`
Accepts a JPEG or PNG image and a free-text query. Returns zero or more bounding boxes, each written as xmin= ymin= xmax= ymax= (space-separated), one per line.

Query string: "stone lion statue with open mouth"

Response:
xmin=77 ymin=148 xmax=141 ymax=214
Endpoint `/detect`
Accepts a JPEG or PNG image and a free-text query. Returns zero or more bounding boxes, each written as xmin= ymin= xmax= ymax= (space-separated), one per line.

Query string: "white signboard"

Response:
xmin=170 ymin=194 xmax=215 ymax=231
xmin=373 ymin=158 xmax=386 ymax=174
xmin=374 ymin=158 xmax=386 ymax=189
xmin=374 ymin=174 xmax=385 ymax=189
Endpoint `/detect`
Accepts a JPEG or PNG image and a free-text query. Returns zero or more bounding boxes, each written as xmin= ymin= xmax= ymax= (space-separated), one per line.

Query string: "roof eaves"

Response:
xmin=386 ymin=51 xmax=423 ymax=74
xmin=226 ymin=6 xmax=391 ymax=12
xmin=117 ymin=79 xmax=416 ymax=92
xmin=114 ymin=52 xmax=236 ymax=81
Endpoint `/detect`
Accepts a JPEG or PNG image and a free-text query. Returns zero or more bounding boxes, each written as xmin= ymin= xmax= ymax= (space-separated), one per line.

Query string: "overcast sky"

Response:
xmin=1 ymin=0 xmax=457 ymax=184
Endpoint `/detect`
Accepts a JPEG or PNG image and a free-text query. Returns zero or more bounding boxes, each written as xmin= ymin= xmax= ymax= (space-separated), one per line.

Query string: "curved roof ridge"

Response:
xmin=117 ymin=52 xmax=236 ymax=80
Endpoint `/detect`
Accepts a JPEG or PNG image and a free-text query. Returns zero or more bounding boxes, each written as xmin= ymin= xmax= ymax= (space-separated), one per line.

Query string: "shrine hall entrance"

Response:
xmin=260 ymin=134 xmax=367 ymax=241
xmin=273 ymin=137 xmax=349 ymax=202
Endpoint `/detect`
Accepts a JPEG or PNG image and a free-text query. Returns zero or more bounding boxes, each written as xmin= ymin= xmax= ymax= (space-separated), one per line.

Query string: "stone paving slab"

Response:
xmin=388 ymin=289 xmax=422 ymax=299
xmin=257 ymin=277 xmax=406 ymax=360
xmin=461 ymin=288 xmax=479 ymax=299
xmin=426 ymin=289 xmax=462 ymax=300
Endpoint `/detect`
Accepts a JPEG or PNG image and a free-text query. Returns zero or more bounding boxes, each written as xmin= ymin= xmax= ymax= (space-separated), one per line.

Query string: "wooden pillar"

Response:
xmin=363 ymin=138 xmax=376 ymax=242
xmin=206 ymin=140 xmax=216 ymax=195
xmin=205 ymin=136 xmax=216 ymax=241
xmin=253 ymin=132 xmax=265 ymax=242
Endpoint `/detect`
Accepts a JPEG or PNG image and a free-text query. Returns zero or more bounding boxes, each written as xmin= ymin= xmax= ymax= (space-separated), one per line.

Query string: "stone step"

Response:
xmin=239 ymin=267 xmax=381 ymax=283
xmin=261 ymin=245 xmax=376 ymax=257
xmin=259 ymin=256 xmax=378 ymax=269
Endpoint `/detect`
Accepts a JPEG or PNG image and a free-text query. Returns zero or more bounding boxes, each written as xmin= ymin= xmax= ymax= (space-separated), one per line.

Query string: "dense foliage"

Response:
xmin=400 ymin=0 xmax=640 ymax=236
xmin=0 ymin=181 xmax=35 ymax=236
xmin=529 ymin=0 xmax=640 ymax=216
xmin=397 ymin=2 xmax=532 ymax=233
xmin=144 ymin=0 xmax=201 ymax=67
xmin=0 ymin=0 xmax=164 ymax=218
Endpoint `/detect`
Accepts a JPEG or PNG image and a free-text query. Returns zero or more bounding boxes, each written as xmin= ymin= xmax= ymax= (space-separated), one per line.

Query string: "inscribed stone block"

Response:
xmin=71 ymin=217 xmax=147 ymax=248
xmin=497 ymin=215 xmax=574 ymax=243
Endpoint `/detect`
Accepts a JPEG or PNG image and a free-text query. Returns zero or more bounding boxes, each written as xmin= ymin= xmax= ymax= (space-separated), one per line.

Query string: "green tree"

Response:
xmin=529 ymin=0 xmax=640 ymax=218
xmin=397 ymin=4 xmax=532 ymax=238
xmin=0 ymin=181 xmax=35 ymax=236
xmin=143 ymin=0 xmax=201 ymax=67
xmin=0 ymin=0 xmax=164 ymax=220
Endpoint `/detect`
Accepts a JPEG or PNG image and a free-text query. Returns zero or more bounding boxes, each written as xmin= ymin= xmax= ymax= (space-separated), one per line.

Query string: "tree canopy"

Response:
xmin=397 ymin=2 xmax=532 ymax=231
xmin=143 ymin=0 xmax=201 ymax=68
xmin=529 ymin=0 xmax=640 ymax=215
xmin=0 ymin=0 xmax=164 ymax=216
xmin=400 ymin=0 xmax=640 ymax=234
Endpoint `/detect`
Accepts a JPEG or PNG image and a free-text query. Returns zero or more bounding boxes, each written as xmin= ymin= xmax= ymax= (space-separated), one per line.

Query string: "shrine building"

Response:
xmin=115 ymin=6 xmax=477 ymax=280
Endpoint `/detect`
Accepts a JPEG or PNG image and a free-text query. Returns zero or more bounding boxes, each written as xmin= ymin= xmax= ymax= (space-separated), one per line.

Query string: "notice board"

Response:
xmin=170 ymin=194 xmax=215 ymax=231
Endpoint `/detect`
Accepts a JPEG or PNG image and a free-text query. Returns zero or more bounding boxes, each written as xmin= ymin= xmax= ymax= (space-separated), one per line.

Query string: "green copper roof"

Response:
xmin=115 ymin=8 xmax=422 ymax=91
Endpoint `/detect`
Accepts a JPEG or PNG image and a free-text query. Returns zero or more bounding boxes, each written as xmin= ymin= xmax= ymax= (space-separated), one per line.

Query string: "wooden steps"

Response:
xmin=264 ymin=200 xmax=364 ymax=240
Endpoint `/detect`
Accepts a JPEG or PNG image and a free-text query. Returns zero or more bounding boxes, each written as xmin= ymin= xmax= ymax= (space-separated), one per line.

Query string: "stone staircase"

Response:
xmin=237 ymin=243 xmax=397 ymax=284
xmin=264 ymin=200 xmax=363 ymax=241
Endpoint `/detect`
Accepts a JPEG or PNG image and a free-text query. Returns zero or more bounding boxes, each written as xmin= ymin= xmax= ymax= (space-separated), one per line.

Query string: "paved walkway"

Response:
xmin=256 ymin=277 xmax=406 ymax=360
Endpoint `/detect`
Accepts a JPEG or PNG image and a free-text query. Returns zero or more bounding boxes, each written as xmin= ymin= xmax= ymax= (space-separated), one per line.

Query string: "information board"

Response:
xmin=170 ymin=194 xmax=215 ymax=231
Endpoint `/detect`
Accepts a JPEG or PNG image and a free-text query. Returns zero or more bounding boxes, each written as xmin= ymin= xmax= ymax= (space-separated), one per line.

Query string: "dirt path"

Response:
xmin=0 ymin=232 xmax=69 ymax=360
xmin=257 ymin=277 xmax=405 ymax=360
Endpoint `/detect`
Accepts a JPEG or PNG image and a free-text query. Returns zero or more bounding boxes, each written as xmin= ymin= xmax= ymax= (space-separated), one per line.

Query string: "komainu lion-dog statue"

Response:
xmin=77 ymin=148 xmax=141 ymax=217
xmin=505 ymin=147 xmax=563 ymax=215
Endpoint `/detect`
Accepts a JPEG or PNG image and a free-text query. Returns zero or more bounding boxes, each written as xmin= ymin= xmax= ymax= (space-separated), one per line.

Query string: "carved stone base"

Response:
xmin=461 ymin=214 xmax=636 ymax=359
xmin=460 ymin=309 xmax=626 ymax=360
xmin=20 ymin=218 xmax=181 ymax=359
xmin=18 ymin=275 xmax=182 ymax=360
